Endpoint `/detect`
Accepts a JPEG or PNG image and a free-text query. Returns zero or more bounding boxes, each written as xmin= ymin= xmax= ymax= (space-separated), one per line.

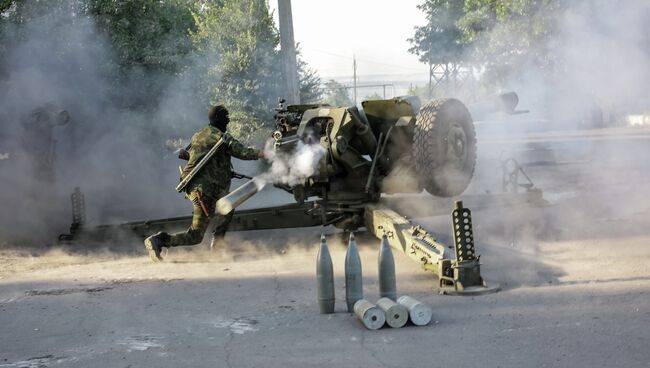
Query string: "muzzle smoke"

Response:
xmin=257 ymin=140 xmax=326 ymax=188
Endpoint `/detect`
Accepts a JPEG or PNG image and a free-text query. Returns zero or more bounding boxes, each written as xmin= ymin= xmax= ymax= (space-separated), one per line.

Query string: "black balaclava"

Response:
xmin=208 ymin=105 xmax=230 ymax=132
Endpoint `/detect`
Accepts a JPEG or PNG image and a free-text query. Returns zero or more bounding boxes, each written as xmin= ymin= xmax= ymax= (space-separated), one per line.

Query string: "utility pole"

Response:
xmin=277 ymin=0 xmax=300 ymax=104
xmin=428 ymin=62 xmax=433 ymax=99
xmin=353 ymin=55 xmax=357 ymax=105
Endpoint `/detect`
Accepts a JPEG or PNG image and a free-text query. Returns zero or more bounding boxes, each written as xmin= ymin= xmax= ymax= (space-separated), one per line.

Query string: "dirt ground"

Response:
xmin=1 ymin=139 xmax=649 ymax=368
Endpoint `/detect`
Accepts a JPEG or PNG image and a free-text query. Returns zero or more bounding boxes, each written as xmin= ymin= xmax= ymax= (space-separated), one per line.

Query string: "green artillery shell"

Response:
xmin=397 ymin=295 xmax=432 ymax=326
xmin=353 ymin=299 xmax=385 ymax=330
xmin=317 ymin=234 xmax=335 ymax=314
xmin=376 ymin=297 xmax=408 ymax=328
xmin=345 ymin=232 xmax=363 ymax=312
xmin=378 ymin=234 xmax=396 ymax=301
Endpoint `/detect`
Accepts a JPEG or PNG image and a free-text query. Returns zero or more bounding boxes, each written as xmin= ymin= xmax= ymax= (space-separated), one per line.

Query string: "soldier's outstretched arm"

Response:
xmin=227 ymin=136 xmax=262 ymax=160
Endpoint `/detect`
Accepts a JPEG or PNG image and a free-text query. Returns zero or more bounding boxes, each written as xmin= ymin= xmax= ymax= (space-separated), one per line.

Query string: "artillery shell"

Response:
xmin=353 ymin=299 xmax=385 ymax=330
xmin=345 ymin=232 xmax=363 ymax=312
xmin=376 ymin=297 xmax=408 ymax=328
xmin=378 ymin=234 xmax=396 ymax=301
xmin=316 ymin=234 xmax=335 ymax=314
xmin=397 ymin=295 xmax=432 ymax=326
xmin=216 ymin=178 xmax=265 ymax=215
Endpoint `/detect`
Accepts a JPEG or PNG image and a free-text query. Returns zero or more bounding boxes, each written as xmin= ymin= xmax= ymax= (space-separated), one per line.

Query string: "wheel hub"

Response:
xmin=445 ymin=123 xmax=468 ymax=166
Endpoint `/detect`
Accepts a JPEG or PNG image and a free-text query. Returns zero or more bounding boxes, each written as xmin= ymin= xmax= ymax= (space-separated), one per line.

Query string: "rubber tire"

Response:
xmin=414 ymin=98 xmax=477 ymax=197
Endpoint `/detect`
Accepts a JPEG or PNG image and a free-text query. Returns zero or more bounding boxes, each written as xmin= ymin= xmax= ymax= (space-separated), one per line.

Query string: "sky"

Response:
xmin=269 ymin=0 xmax=430 ymax=88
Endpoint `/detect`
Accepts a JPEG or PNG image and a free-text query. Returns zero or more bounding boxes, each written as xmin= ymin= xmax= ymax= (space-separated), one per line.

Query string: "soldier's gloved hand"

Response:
xmin=257 ymin=150 xmax=268 ymax=160
xmin=178 ymin=148 xmax=190 ymax=161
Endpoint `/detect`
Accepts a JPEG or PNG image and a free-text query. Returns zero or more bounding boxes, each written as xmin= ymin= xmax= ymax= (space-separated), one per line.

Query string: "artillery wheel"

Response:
xmin=414 ymin=98 xmax=476 ymax=197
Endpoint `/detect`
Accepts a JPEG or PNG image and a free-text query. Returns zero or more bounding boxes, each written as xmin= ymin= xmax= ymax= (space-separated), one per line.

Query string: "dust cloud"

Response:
xmin=384 ymin=0 xmax=650 ymax=285
xmin=466 ymin=0 xmax=650 ymax=194
xmin=0 ymin=2 xmax=276 ymax=247
xmin=0 ymin=4 xmax=198 ymax=246
xmin=2 ymin=1 xmax=649 ymax=273
xmin=456 ymin=0 xmax=650 ymax=286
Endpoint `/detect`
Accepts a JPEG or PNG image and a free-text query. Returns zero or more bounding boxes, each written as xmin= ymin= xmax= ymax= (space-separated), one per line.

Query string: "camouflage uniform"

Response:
xmin=167 ymin=125 xmax=259 ymax=247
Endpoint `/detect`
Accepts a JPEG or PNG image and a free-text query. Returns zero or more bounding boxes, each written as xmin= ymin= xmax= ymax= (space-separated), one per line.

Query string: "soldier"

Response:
xmin=144 ymin=105 xmax=265 ymax=261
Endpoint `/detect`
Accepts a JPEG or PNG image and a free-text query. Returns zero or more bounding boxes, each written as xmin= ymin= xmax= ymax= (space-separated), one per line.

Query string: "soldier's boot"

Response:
xmin=144 ymin=232 xmax=170 ymax=262
xmin=209 ymin=233 xmax=229 ymax=253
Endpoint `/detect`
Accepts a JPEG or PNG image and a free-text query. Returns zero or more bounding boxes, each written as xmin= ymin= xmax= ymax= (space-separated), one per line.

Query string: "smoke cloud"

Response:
xmin=456 ymin=0 xmax=650 ymax=287
xmin=257 ymin=140 xmax=326 ymax=188
xmin=0 ymin=3 xmax=237 ymax=245
xmin=476 ymin=0 xmax=650 ymax=128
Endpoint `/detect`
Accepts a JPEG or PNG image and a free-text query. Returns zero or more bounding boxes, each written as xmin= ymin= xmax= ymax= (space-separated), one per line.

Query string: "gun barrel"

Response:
xmin=216 ymin=178 xmax=265 ymax=215
xmin=468 ymin=91 xmax=520 ymax=120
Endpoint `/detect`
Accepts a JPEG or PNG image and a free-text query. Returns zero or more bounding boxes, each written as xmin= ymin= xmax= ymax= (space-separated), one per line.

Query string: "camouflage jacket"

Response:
xmin=181 ymin=125 xmax=259 ymax=198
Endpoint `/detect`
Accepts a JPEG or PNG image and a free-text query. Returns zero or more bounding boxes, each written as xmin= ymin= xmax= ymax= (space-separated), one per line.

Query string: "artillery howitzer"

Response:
xmin=61 ymin=96 xmax=545 ymax=294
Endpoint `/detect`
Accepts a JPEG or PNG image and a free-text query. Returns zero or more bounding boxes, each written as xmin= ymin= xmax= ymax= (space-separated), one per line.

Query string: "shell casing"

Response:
xmin=397 ymin=295 xmax=432 ymax=326
xmin=376 ymin=297 xmax=408 ymax=328
xmin=353 ymin=299 xmax=385 ymax=330
xmin=216 ymin=178 xmax=264 ymax=215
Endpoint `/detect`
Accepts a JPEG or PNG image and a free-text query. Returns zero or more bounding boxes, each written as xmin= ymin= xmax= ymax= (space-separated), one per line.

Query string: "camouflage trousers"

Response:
xmin=167 ymin=190 xmax=233 ymax=247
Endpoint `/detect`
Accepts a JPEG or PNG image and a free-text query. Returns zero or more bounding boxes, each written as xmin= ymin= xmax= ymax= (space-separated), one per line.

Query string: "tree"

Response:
xmin=457 ymin=0 xmax=566 ymax=84
xmin=297 ymin=50 xmax=323 ymax=104
xmin=408 ymin=1 xmax=470 ymax=96
xmin=1 ymin=0 xmax=324 ymax=143
xmin=89 ymin=0 xmax=197 ymax=109
xmin=190 ymin=0 xmax=281 ymax=143
xmin=1 ymin=0 xmax=198 ymax=110
xmin=322 ymin=79 xmax=353 ymax=106
xmin=410 ymin=0 xmax=567 ymax=87
xmin=408 ymin=0 xmax=467 ymax=65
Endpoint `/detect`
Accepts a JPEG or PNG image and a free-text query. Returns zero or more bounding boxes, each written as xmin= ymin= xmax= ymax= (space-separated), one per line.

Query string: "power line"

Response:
xmin=304 ymin=47 xmax=427 ymax=72
xmin=324 ymin=72 xmax=430 ymax=79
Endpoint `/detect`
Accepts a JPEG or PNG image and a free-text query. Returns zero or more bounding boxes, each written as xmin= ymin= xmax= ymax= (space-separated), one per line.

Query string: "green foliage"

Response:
xmin=1 ymin=0 xmax=322 ymax=144
xmin=0 ymin=0 xmax=198 ymax=109
xmin=457 ymin=0 xmax=566 ymax=84
xmin=90 ymin=0 xmax=196 ymax=74
xmin=322 ymin=79 xmax=353 ymax=106
xmin=410 ymin=0 xmax=566 ymax=86
xmin=0 ymin=0 xmax=15 ymax=14
xmin=408 ymin=0 xmax=467 ymax=65
xmin=190 ymin=0 xmax=281 ymax=129
xmin=297 ymin=52 xmax=323 ymax=104
xmin=89 ymin=0 xmax=197 ymax=108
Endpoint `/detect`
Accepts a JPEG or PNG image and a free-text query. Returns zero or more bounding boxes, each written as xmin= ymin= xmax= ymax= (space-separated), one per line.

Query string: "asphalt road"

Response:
xmin=1 ymin=139 xmax=649 ymax=368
